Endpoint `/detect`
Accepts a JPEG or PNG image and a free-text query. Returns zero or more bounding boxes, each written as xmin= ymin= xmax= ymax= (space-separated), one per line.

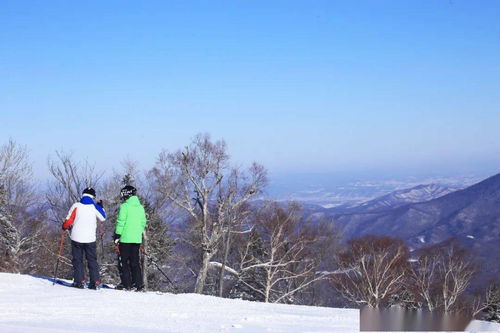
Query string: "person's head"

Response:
xmin=82 ymin=187 xmax=96 ymax=198
xmin=120 ymin=185 xmax=137 ymax=201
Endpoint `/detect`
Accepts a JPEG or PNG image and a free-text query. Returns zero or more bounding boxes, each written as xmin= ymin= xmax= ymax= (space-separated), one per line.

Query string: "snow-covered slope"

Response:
xmin=1 ymin=273 xmax=499 ymax=332
xmin=0 ymin=273 xmax=357 ymax=332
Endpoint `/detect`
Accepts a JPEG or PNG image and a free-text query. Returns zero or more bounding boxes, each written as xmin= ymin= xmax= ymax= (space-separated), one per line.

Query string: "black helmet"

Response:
xmin=82 ymin=187 xmax=96 ymax=198
xmin=120 ymin=185 xmax=136 ymax=200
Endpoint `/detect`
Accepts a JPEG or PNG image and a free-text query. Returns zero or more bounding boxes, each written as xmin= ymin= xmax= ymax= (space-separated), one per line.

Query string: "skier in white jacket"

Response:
xmin=62 ymin=187 xmax=106 ymax=289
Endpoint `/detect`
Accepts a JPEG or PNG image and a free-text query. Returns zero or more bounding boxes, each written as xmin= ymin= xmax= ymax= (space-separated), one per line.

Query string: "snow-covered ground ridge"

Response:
xmin=0 ymin=273 xmax=499 ymax=332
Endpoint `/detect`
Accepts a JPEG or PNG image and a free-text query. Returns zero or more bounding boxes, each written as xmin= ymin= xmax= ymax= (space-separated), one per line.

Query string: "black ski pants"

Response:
xmin=119 ymin=243 xmax=143 ymax=289
xmin=71 ymin=240 xmax=100 ymax=285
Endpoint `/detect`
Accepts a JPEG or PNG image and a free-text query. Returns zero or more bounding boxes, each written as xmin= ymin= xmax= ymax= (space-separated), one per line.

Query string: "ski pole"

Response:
xmin=52 ymin=231 xmax=66 ymax=285
xmin=151 ymin=259 xmax=177 ymax=291
xmin=140 ymin=247 xmax=177 ymax=290
xmin=98 ymin=220 xmax=104 ymax=259
xmin=114 ymin=243 xmax=124 ymax=281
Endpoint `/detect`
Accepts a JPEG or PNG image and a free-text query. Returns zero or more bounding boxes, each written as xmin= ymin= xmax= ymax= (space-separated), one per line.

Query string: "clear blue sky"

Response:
xmin=1 ymin=1 xmax=499 ymax=180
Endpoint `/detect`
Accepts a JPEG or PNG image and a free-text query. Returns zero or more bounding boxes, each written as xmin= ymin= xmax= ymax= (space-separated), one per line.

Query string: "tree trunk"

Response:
xmin=264 ymin=269 xmax=272 ymax=303
xmin=218 ymin=230 xmax=232 ymax=297
xmin=265 ymin=283 xmax=271 ymax=303
xmin=195 ymin=250 xmax=211 ymax=294
xmin=424 ymin=293 xmax=434 ymax=311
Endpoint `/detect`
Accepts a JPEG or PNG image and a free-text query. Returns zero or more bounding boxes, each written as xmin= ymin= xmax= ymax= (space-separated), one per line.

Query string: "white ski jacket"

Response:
xmin=63 ymin=194 xmax=106 ymax=243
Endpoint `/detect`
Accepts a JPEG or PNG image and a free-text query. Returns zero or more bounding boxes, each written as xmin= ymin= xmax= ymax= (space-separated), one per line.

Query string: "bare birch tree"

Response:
xmin=47 ymin=151 xmax=103 ymax=224
xmin=331 ymin=235 xmax=409 ymax=307
xmin=483 ymin=282 xmax=500 ymax=322
xmin=230 ymin=202 xmax=329 ymax=303
xmin=467 ymin=282 xmax=500 ymax=321
xmin=439 ymin=243 xmax=476 ymax=312
xmin=409 ymin=241 xmax=476 ymax=312
xmin=409 ymin=247 xmax=441 ymax=311
xmin=215 ymin=168 xmax=261 ymax=297
xmin=152 ymin=133 xmax=267 ymax=294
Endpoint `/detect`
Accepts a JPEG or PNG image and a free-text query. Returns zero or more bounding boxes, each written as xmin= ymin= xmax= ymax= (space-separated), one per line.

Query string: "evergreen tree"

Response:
xmin=143 ymin=199 xmax=175 ymax=291
xmin=0 ymin=185 xmax=20 ymax=272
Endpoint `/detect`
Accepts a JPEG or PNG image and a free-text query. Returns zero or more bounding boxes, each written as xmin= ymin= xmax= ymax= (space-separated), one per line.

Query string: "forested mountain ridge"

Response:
xmin=327 ymin=173 xmax=500 ymax=275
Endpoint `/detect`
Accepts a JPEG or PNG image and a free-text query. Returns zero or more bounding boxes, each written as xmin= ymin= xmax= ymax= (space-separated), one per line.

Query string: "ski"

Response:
xmin=52 ymin=279 xmax=114 ymax=290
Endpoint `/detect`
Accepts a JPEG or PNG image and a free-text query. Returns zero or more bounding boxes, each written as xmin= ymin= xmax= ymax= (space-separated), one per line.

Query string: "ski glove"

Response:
xmin=113 ymin=233 xmax=121 ymax=244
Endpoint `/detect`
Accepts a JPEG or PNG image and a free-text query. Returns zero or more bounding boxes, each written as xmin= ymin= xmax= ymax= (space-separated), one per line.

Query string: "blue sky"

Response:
xmin=1 ymin=1 xmax=499 ymax=180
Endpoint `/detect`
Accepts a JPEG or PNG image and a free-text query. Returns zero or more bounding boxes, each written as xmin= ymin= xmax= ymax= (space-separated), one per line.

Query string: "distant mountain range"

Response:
xmin=303 ymin=173 xmax=500 ymax=278
xmin=269 ymin=173 xmax=480 ymax=208
xmin=299 ymin=183 xmax=461 ymax=221
xmin=334 ymin=183 xmax=459 ymax=214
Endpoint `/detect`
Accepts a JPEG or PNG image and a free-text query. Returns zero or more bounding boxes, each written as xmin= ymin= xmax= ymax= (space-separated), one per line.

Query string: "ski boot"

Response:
xmin=88 ymin=281 xmax=101 ymax=290
xmin=71 ymin=282 xmax=84 ymax=289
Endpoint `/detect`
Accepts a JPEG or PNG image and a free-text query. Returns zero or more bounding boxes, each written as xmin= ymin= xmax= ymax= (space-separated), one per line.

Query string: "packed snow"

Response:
xmin=0 ymin=273 xmax=357 ymax=332
xmin=1 ymin=273 xmax=499 ymax=332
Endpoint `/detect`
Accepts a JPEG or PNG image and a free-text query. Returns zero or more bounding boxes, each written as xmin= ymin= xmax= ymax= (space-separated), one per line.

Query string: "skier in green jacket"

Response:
xmin=114 ymin=185 xmax=147 ymax=291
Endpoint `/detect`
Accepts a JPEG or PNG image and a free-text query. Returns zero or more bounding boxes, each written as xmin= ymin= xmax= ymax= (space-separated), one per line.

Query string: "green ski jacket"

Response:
xmin=115 ymin=195 xmax=147 ymax=243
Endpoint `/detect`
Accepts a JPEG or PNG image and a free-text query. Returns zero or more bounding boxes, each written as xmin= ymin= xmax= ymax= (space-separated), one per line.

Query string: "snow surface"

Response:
xmin=0 ymin=273 xmax=358 ymax=332
xmin=1 ymin=273 xmax=499 ymax=332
